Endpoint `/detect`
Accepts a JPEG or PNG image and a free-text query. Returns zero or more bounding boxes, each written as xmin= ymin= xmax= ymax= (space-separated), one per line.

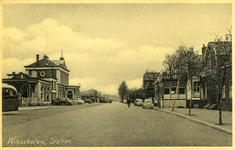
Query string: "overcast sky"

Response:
xmin=2 ymin=3 xmax=232 ymax=95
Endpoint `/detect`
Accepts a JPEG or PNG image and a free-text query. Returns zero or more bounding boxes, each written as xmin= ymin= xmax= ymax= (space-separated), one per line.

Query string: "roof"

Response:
xmin=24 ymin=58 xmax=58 ymax=68
xmin=24 ymin=55 xmax=70 ymax=72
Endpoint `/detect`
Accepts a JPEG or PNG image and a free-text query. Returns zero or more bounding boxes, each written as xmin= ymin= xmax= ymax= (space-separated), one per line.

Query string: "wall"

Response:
xmin=162 ymin=99 xmax=186 ymax=108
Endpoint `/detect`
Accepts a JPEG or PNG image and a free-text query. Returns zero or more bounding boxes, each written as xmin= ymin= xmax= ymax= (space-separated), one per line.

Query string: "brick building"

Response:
xmin=2 ymin=53 xmax=80 ymax=106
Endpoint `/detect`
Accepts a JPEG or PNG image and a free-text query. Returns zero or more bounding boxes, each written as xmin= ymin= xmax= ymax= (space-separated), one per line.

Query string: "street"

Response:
xmin=2 ymin=102 xmax=232 ymax=147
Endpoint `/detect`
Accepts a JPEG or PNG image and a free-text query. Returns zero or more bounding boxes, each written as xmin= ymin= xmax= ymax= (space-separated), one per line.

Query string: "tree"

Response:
xmin=162 ymin=53 xmax=178 ymax=110
xmin=118 ymin=81 xmax=128 ymax=102
xmin=177 ymin=47 xmax=202 ymax=115
xmin=205 ymin=38 xmax=232 ymax=124
xmin=162 ymin=45 xmax=202 ymax=114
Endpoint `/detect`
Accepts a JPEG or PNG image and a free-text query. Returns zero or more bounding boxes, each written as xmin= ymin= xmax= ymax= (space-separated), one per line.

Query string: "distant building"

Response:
xmin=2 ymin=53 xmax=80 ymax=106
xmin=81 ymin=89 xmax=98 ymax=102
xmin=143 ymin=70 xmax=160 ymax=101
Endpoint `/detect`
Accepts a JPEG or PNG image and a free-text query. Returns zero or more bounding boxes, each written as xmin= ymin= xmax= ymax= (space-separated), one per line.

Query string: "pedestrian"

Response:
xmin=127 ymin=97 xmax=131 ymax=108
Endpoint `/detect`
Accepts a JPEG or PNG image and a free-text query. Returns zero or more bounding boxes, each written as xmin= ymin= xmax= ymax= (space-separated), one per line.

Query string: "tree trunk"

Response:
xmin=189 ymin=77 xmax=192 ymax=115
xmin=219 ymin=98 xmax=222 ymax=124
xmin=172 ymin=79 xmax=180 ymax=111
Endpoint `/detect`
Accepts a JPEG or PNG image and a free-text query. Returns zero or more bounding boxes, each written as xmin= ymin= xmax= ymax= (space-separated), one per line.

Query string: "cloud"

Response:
xmin=2 ymin=18 xmax=175 ymax=95
xmin=70 ymin=77 xmax=118 ymax=95
xmin=115 ymin=45 xmax=175 ymax=65
xmin=126 ymin=78 xmax=143 ymax=89
xmin=3 ymin=18 xmax=125 ymax=60
xmin=3 ymin=27 xmax=24 ymax=42
xmin=2 ymin=57 xmax=34 ymax=78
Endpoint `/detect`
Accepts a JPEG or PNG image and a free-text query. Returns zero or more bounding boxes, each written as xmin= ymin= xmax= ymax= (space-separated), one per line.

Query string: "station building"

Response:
xmin=2 ymin=53 xmax=80 ymax=106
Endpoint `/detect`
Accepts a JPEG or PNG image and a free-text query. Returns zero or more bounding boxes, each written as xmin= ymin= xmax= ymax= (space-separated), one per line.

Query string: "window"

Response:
xmin=164 ymin=88 xmax=170 ymax=94
xmin=193 ymin=82 xmax=200 ymax=97
xmin=193 ymin=82 xmax=200 ymax=92
xmin=171 ymin=87 xmax=176 ymax=94
xmin=179 ymin=88 xmax=185 ymax=94
xmin=164 ymin=81 xmax=170 ymax=87
xmin=171 ymin=81 xmax=177 ymax=86
xmin=2 ymin=88 xmax=17 ymax=98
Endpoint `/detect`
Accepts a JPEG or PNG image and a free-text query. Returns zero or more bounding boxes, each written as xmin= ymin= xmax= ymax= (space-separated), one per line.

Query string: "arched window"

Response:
xmin=67 ymin=91 xmax=73 ymax=99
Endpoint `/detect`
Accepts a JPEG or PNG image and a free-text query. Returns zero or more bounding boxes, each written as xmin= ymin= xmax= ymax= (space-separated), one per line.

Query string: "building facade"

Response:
xmin=155 ymin=72 xmax=187 ymax=108
xmin=2 ymin=53 xmax=80 ymax=106
xmin=143 ymin=70 xmax=160 ymax=101
xmin=200 ymin=41 xmax=232 ymax=110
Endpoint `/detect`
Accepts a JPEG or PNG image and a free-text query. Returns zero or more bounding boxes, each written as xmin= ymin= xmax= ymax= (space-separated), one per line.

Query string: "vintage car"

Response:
xmin=72 ymin=98 xmax=85 ymax=105
xmin=77 ymin=99 xmax=85 ymax=105
xmin=2 ymin=83 xmax=19 ymax=112
xmin=134 ymin=99 xmax=143 ymax=106
xmin=52 ymin=98 xmax=73 ymax=105
xmin=142 ymin=99 xmax=154 ymax=109
xmin=85 ymin=99 xmax=92 ymax=104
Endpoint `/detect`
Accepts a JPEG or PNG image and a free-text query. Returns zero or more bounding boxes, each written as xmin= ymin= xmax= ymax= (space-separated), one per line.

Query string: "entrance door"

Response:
xmin=67 ymin=91 xmax=73 ymax=99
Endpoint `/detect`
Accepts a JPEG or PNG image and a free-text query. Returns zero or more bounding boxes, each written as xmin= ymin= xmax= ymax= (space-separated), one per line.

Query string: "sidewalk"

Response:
xmin=2 ymin=106 xmax=52 ymax=115
xmin=155 ymin=107 xmax=232 ymax=134
xmin=19 ymin=106 xmax=52 ymax=111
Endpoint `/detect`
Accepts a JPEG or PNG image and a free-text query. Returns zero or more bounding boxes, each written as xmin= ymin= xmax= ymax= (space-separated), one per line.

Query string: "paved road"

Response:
xmin=2 ymin=102 xmax=232 ymax=147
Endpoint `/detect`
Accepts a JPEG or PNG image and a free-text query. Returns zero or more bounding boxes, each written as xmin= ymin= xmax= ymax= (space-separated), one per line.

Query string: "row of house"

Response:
xmin=2 ymin=53 xmax=80 ymax=106
xmin=143 ymin=39 xmax=232 ymax=110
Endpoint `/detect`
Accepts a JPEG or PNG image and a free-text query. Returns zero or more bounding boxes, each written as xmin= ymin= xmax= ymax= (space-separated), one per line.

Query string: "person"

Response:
xmin=127 ymin=97 xmax=131 ymax=108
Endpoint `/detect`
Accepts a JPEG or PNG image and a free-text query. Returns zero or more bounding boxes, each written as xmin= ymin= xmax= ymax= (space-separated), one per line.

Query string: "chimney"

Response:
xmin=12 ymin=72 xmax=15 ymax=75
xmin=202 ymin=44 xmax=206 ymax=60
xmin=43 ymin=54 xmax=49 ymax=59
xmin=36 ymin=54 xmax=39 ymax=62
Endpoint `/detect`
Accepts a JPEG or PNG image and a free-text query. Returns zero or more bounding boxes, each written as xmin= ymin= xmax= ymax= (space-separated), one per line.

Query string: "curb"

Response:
xmin=157 ymin=109 xmax=232 ymax=135
xmin=19 ymin=106 xmax=52 ymax=111
xmin=2 ymin=111 xmax=20 ymax=115
xmin=2 ymin=107 xmax=52 ymax=115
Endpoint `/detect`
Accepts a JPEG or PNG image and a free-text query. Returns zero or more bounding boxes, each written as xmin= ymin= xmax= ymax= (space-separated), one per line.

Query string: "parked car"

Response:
xmin=123 ymin=100 xmax=127 ymax=104
xmin=2 ymin=83 xmax=19 ymax=112
xmin=134 ymin=99 xmax=143 ymax=106
xmin=77 ymin=99 xmax=85 ymax=105
xmin=52 ymin=98 xmax=73 ymax=105
xmin=142 ymin=99 xmax=154 ymax=109
xmin=72 ymin=98 xmax=85 ymax=105
xmin=85 ymin=99 xmax=92 ymax=104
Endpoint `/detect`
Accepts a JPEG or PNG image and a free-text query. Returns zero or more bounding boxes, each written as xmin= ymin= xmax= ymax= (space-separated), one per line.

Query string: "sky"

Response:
xmin=2 ymin=3 xmax=232 ymax=95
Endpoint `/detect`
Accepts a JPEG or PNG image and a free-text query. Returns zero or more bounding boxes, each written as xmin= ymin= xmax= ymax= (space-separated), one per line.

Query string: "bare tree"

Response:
xmin=163 ymin=45 xmax=202 ymax=114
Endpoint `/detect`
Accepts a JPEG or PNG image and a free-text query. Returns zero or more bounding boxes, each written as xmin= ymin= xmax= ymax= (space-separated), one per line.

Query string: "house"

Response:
xmin=154 ymin=51 xmax=204 ymax=109
xmin=143 ymin=70 xmax=160 ymax=102
xmin=154 ymin=72 xmax=187 ymax=108
xmin=81 ymin=89 xmax=99 ymax=102
xmin=200 ymin=40 xmax=232 ymax=110
xmin=2 ymin=53 xmax=80 ymax=106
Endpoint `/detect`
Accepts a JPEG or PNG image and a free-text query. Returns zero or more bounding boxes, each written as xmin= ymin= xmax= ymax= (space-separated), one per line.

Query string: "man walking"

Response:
xmin=127 ymin=97 xmax=131 ymax=108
